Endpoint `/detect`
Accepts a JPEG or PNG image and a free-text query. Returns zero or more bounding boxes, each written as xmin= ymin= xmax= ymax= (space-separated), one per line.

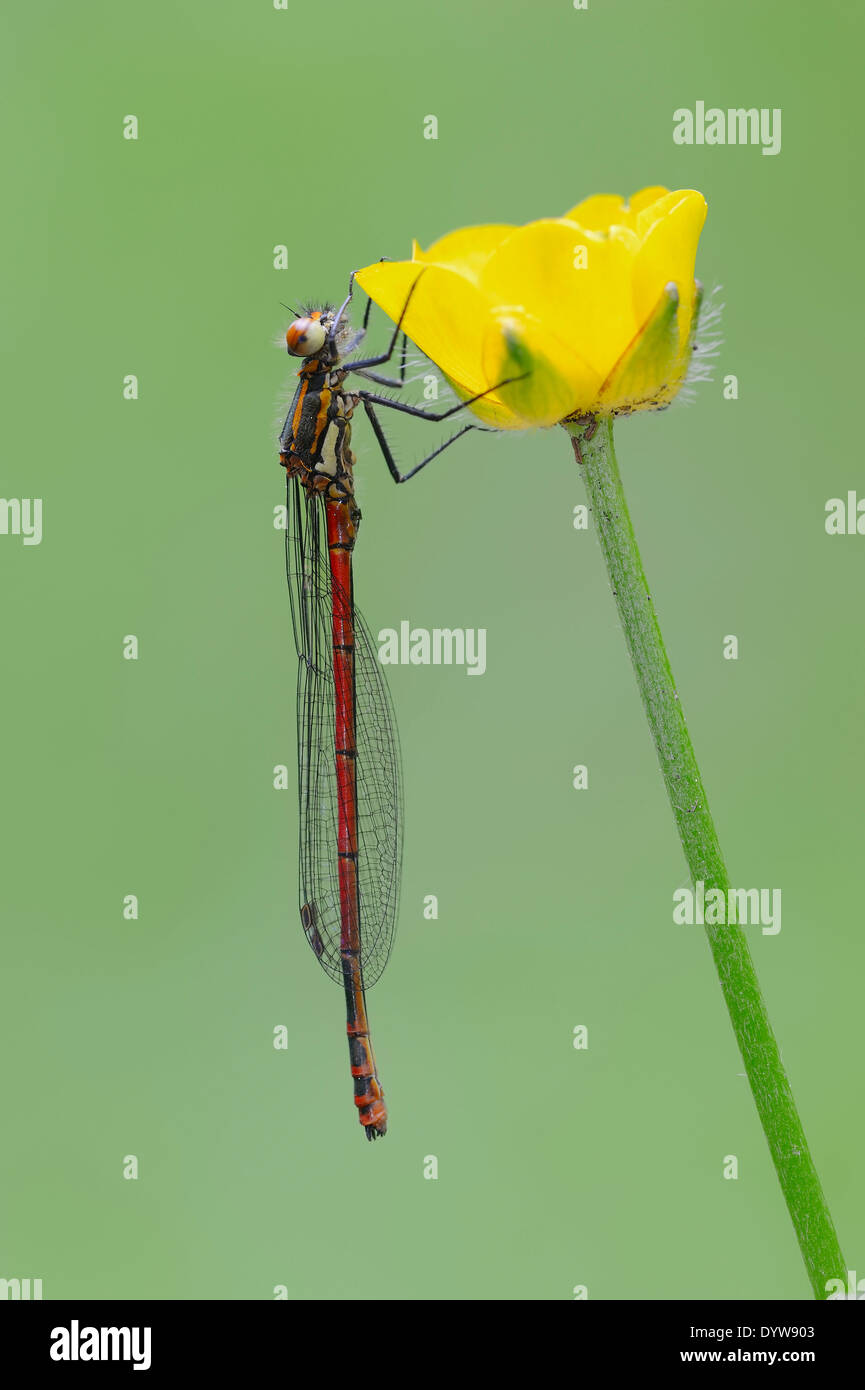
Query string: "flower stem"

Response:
xmin=565 ymin=413 xmax=845 ymax=1299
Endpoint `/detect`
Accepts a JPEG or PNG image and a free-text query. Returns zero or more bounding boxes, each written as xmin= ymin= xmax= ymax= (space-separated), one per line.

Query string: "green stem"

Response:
xmin=565 ymin=413 xmax=845 ymax=1299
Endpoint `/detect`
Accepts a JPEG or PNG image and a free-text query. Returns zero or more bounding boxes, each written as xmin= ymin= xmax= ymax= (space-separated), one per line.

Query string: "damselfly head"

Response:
xmin=286 ymin=311 xmax=329 ymax=357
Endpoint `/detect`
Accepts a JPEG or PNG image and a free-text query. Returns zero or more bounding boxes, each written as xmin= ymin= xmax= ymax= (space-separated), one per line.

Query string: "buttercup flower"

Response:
xmin=354 ymin=186 xmax=845 ymax=1298
xmin=355 ymin=187 xmax=707 ymax=429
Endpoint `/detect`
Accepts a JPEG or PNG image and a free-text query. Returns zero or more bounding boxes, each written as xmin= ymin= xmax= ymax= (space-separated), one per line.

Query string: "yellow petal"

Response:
xmin=562 ymin=188 xmax=670 ymax=233
xmin=446 ymin=378 xmax=527 ymax=431
xmin=562 ymin=194 xmax=629 ymax=231
xmin=479 ymin=219 xmax=642 ymax=380
xmin=632 ymin=190 xmax=707 ymax=351
xmin=627 ymin=185 xmax=669 ymax=218
xmin=355 ymin=258 xmax=491 ymax=399
xmin=413 ymin=224 xmax=515 ymax=283
xmin=634 ymin=187 xmax=699 ymax=240
xmin=354 ymin=257 xmax=422 ymax=325
xmin=481 ymin=309 xmax=603 ymax=427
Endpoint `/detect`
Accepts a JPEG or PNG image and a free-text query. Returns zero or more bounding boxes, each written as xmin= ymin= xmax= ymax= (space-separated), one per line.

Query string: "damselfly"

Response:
xmin=278 ymin=273 xmax=517 ymax=1138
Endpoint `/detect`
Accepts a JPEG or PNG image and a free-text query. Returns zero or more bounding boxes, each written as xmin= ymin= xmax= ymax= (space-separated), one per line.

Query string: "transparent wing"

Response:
xmin=285 ymin=478 xmax=402 ymax=988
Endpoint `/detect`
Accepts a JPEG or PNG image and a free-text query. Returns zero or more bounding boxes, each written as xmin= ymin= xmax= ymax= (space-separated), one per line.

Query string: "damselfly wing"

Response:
xmin=285 ymin=480 xmax=402 ymax=994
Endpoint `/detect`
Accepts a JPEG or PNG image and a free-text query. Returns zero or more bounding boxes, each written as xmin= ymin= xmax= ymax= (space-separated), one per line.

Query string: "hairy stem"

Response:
xmin=565 ymin=413 xmax=845 ymax=1299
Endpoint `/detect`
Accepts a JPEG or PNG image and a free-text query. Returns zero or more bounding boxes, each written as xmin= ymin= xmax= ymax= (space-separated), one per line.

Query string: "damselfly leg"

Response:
xmin=336 ymin=278 xmax=529 ymax=483
xmin=361 ymin=401 xmax=476 ymax=484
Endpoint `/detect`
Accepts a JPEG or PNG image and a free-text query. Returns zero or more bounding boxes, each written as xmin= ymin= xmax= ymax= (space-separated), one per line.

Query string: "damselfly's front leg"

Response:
xmin=349 ymin=277 xmax=411 ymax=388
xmin=345 ymin=270 xmax=427 ymax=373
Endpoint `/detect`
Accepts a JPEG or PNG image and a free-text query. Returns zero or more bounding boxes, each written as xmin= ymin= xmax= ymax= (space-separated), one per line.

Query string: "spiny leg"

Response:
xmin=358 ymin=367 xmax=527 ymax=425
xmin=361 ymin=397 xmax=475 ymax=484
xmin=351 ymin=330 xmax=410 ymax=389
xmin=352 ymin=282 xmax=411 ymax=388
xmin=329 ymin=275 xmax=358 ymax=344
xmin=329 ymin=267 xmax=376 ymax=354
xmin=346 ymin=269 xmax=428 ymax=372
xmin=360 ymin=258 xmax=394 ymax=332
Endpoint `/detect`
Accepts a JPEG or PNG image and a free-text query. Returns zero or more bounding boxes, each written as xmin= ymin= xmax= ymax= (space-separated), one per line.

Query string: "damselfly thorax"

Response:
xmin=279 ymin=356 xmax=360 ymax=509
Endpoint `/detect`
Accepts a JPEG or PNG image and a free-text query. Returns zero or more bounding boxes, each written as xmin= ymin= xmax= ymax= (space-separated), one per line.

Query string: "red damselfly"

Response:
xmin=278 ymin=272 xmax=518 ymax=1138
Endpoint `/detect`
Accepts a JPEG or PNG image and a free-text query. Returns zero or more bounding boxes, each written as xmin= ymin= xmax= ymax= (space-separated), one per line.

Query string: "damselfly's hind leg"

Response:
xmin=348 ymin=268 xmax=531 ymax=482
xmin=362 ymin=398 xmax=475 ymax=483
xmin=357 ymin=368 xmax=528 ymax=483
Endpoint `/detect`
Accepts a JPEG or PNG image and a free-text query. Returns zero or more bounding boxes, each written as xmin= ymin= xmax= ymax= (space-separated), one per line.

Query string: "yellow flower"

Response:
xmin=354 ymin=187 xmax=707 ymax=429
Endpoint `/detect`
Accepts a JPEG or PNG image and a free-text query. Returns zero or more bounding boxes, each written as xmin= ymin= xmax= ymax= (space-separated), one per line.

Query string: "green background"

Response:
xmin=2 ymin=0 xmax=861 ymax=1300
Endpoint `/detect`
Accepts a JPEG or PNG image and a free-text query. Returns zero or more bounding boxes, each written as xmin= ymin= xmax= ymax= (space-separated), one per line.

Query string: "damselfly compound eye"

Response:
xmin=286 ymin=316 xmax=327 ymax=357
